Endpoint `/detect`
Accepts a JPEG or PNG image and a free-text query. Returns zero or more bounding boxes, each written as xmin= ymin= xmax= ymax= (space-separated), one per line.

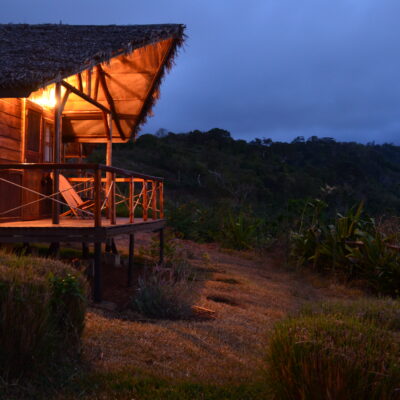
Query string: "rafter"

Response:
xmin=60 ymin=88 xmax=71 ymax=112
xmin=62 ymin=111 xmax=137 ymax=120
xmin=61 ymin=80 xmax=111 ymax=115
xmin=96 ymin=65 xmax=126 ymax=140
xmin=77 ymin=73 xmax=83 ymax=92
xmin=86 ymin=69 xmax=92 ymax=97
xmin=102 ymin=111 xmax=110 ymax=139
xmin=93 ymin=71 xmax=100 ymax=101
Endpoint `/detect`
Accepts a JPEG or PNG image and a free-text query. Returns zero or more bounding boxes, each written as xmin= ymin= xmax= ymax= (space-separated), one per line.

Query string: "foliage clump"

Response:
xmin=290 ymin=200 xmax=400 ymax=296
xmin=133 ymin=267 xmax=196 ymax=320
xmin=0 ymin=253 xmax=87 ymax=380
xmin=92 ymin=130 xmax=400 ymax=251
xmin=133 ymin=232 xmax=197 ymax=319
xmin=266 ymin=299 xmax=400 ymax=400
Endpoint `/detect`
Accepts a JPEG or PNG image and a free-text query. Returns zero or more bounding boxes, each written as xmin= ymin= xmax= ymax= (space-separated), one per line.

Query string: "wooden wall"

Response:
xmin=0 ymin=98 xmax=22 ymax=163
xmin=0 ymin=98 xmax=22 ymax=220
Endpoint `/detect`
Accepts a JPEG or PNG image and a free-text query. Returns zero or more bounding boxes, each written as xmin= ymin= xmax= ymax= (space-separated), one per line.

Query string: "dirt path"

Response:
xmin=83 ymin=237 xmax=358 ymax=384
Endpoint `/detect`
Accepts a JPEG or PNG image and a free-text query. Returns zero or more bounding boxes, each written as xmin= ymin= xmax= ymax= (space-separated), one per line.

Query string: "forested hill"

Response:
xmin=92 ymin=128 xmax=400 ymax=216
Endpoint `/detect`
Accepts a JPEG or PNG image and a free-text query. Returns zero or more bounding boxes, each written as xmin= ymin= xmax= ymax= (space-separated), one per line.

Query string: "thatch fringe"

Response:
xmin=132 ymin=31 xmax=186 ymax=139
xmin=0 ymin=24 xmax=185 ymax=92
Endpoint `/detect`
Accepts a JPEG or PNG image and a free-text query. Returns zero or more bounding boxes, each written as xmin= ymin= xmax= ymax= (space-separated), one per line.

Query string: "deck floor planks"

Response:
xmin=0 ymin=217 xmax=166 ymax=242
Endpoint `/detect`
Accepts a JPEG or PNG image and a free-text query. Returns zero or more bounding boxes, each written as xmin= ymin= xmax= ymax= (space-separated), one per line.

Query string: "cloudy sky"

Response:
xmin=2 ymin=1 xmax=400 ymax=143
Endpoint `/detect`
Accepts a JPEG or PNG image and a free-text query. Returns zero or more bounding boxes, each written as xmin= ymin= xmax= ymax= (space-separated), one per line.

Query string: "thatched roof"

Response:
xmin=0 ymin=23 xmax=185 ymax=142
xmin=0 ymin=23 xmax=185 ymax=97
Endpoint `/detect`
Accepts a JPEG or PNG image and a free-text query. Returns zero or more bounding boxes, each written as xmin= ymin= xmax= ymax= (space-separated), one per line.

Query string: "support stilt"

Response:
xmin=48 ymin=242 xmax=60 ymax=258
xmin=94 ymin=242 xmax=102 ymax=302
xmin=22 ymin=242 xmax=32 ymax=256
xmin=128 ymin=233 xmax=134 ymax=287
xmin=82 ymin=242 xmax=89 ymax=259
xmin=105 ymin=238 xmax=112 ymax=253
xmin=105 ymin=238 xmax=118 ymax=255
xmin=159 ymin=228 xmax=164 ymax=265
xmin=111 ymin=238 xmax=118 ymax=255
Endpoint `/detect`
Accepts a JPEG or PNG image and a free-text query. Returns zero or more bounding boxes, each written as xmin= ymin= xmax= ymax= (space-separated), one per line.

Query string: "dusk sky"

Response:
xmin=2 ymin=1 xmax=400 ymax=143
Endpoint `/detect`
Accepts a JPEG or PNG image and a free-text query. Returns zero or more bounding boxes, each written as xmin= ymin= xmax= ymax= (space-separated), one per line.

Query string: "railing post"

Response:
xmin=106 ymin=114 xmax=113 ymax=221
xmin=111 ymin=172 xmax=116 ymax=225
xmin=93 ymin=241 xmax=102 ymax=302
xmin=159 ymin=228 xmax=164 ymax=265
xmin=52 ymin=168 xmax=60 ymax=224
xmin=143 ymin=179 xmax=148 ymax=221
xmin=152 ymin=180 xmax=157 ymax=220
xmin=94 ymin=168 xmax=102 ymax=227
xmin=127 ymin=233 xmax=134 ymax=287
xmin=52 ymin=82 xmax=62 ymax=225
xmin=129 ymin=177 xmax=134 ymax=223
xmin=159 ymin=181 xmax=164 ymax=219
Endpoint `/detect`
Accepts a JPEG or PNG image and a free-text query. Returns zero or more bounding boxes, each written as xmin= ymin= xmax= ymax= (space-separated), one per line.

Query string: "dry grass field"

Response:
xmin=82 ymin=235 xmax=360 ymax=386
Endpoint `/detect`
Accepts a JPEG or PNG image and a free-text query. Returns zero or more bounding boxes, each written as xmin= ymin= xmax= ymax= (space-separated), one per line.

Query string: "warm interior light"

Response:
xmin=28 ymin=84 xmax=66 ymax=109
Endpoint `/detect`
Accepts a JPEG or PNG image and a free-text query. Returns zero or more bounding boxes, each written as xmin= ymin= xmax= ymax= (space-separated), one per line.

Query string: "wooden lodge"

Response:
xmin=0 ymin=23 xmax=185 ymax=301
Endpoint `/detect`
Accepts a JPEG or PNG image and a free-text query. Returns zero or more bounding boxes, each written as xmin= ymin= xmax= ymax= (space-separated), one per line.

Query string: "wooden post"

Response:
xmin=52 ymin=82 xmax=62 ymax=225
xmin=159 ymin=182 xmax=164 ymax=219
xmin=94 ymin=168 xmax=102 ymax=227
xmin=152 ymin=180 xmax=157 ymax=220
xmin=159 ymin=228 xmax=164 ymax=265
xmin=106 ymin=114 xmax=113 ymax=222
xmin=127 ymin=233 xmax=134 ymax=287
xmin=129 ymin=177 xmax=134 ymax=223
xmin=21 ymin=98 xmax=26 ymax=163
xmin=111 ymin=172 xmax=116 ymax=225
xmin=48 ymin=242 xmax=60 ymax=258
xmin=82 ymin=242 xmax=89 ymax=259
xmin=143 ymin=180 xmax=148 ymax=221
xmin=86 ymin=69 xmax=92 ymax=97
xmin=93 ymin=241 xmax=102 ymax=302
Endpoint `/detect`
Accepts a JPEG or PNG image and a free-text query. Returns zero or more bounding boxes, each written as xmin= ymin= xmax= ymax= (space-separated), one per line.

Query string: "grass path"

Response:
xmin=82 ymin=238 xmax=358 ymax=385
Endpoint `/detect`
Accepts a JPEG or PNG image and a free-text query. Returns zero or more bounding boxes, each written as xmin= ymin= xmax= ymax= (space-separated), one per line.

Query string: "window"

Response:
xmin=43 ymin=122 xmax=53 ymax=162
xmin=26 ymin=109 xmax=41 ymax=152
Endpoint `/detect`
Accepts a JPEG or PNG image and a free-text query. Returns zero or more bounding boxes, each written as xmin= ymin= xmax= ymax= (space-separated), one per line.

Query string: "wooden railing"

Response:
xmin=0 ymin=163 xmax=164 ymax=227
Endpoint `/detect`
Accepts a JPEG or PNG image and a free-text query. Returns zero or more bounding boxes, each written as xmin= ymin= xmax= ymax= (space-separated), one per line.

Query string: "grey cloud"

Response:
xmin=2 ymin=0 xmax=400 ymax=143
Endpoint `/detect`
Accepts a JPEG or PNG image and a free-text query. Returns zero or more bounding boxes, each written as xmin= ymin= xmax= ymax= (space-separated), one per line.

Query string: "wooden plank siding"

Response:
xmin=0 ymin=99 xmax=22 ymax=163
xmin=0 ymin=99 xmax=23 ymax=220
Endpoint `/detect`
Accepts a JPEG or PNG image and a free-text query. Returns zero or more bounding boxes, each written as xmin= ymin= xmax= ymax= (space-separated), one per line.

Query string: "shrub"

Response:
xmin=0 ymin=253 xmax=87 ymax=380
xmin=133 ymin=264 xmax=196 ymax=320
xmin=141 ymin=229 xmax=197 ymax=281
xmin=301 ymin=298 xmax=400 ymax=331
xmin=290 ymin=200 xmax=400 ymax=296
xmin=219 ymin=212 xmax=259 ymax=250
xmin=266 ymin=299 xmax=400 ymax=400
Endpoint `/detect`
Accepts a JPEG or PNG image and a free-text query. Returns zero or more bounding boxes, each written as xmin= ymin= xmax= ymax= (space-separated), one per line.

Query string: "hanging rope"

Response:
xmin=100 ymin=181 xmax=114 ymax=211
xmin=0 ymin=177 xmax=94 ymax=217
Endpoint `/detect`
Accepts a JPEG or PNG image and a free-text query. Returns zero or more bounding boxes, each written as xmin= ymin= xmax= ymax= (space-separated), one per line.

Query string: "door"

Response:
xmin=22 ymin=108 xmax=43 ymax=220
xmin=40 ymin=121 xmax=54 ymax=217
xmin=0 ymin=170 xmax=22 ymax=222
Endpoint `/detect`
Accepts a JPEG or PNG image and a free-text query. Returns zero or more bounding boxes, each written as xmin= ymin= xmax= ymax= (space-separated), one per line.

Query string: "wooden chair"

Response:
xmin=51 ymin=173 xmax=94 ymax=218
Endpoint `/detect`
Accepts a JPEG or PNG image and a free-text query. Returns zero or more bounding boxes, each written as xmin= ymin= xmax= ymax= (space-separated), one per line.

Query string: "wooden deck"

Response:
xmin=0 ymin=217 xmax=166 ymax=243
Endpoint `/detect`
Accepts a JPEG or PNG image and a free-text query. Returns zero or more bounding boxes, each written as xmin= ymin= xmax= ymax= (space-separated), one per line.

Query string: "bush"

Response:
xmin=266 ymin=299 xmax=400 ymax=400
xmin=219 ymin=212 xmax=259 ymax=250
xmin=133 ymin=264 xmax=196 ymax=320
xmin=301 ymin=298 xmax=400 ymax=330
xmin=290 ymin=200 xmax=400 ymax=296
xmin=0 ymin=253 xmax=87 ymax=380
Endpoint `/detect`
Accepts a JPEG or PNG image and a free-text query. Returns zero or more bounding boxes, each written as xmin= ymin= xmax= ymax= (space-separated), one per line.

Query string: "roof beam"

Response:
xmin=60 ymin=80 xmax=111 ymax=115
xmin=86 ymin=69 xmax=92 ymax=98
xmin=93 ymin=72 xmax=100 ymax=101
xmin=96 ymin=65 xmax=126 ymax=141
xmin=77 ymin=73 xmax=83 ymax=92
xmin=60 ymin=88 xmax=71 ymax=112
xmin=62 ymin=111 xmax=137 ymax=120
xmin=102 ymin=111 xmax=110 ymax=139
